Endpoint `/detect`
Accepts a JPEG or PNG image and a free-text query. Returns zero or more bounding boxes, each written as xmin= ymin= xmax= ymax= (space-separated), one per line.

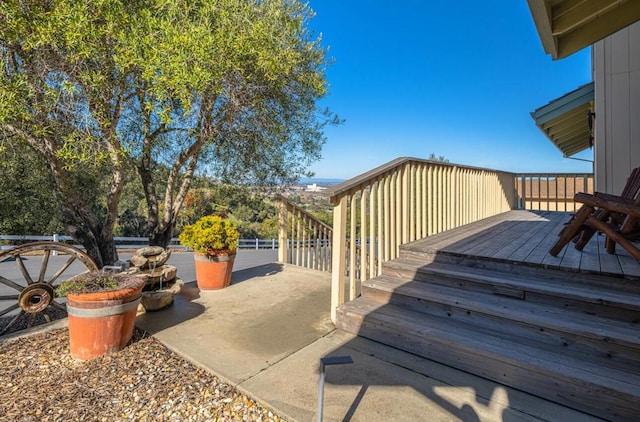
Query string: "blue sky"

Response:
xmin=306 ymin=1 xmax=593 ymax=179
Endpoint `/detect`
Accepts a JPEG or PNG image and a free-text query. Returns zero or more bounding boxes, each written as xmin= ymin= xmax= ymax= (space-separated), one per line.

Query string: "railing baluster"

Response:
xmin=349 ymin=194 xmax=357 ymax=299
xmin=377 ymin=180 xmax=384 ymax=274
xmin=331 ymin=195 xmax=347 ymax=322
xmin=276 ymin=195 xmax=333 ymax=274
xmin=361 ymin=189 xmax=368 ymax=282
xmin=384 ymin=175 xmax=390 ymax=261
xmin=369 ymin=184 xmax=376 ymax=280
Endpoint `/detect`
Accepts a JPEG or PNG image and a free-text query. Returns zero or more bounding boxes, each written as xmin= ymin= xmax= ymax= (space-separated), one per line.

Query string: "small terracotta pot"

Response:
xmin=66 ymin=277 xmax=145 ymax=360
xmin=194 ymin=251 xmax=236 ymax=290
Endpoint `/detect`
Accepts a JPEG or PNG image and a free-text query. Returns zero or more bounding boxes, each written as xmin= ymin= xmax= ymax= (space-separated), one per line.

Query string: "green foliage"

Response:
xmin=0 ymin=139 xmax=64 ymax=234
xmin=311 ymin=211 xmax=333 ymax=227
xmin=259 ymin=217 xmax=279 ymax=239
xmin=289 ymin=194 xmax=333 ymax=226
xmin=55 ymin=270 xmax=120 ymax=297
xmin=428 ymin=153 xmax=450 ymax=163
xmin=177 ymin=184 xmax=278 ymax=239
xmin=113 ymin=163 xmax=150 ymax=237
xmin=0 ymin=0 xmax=337 ymax=261
xmin=179 ymin=215 xmax=240 ymax=254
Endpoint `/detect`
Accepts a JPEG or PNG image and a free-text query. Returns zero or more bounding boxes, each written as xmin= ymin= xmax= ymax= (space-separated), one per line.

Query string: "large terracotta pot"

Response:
xmin=66 ymin=277 xmax=145 ymax=361
xmin=194 ymin=251 xmax=236 ymax=290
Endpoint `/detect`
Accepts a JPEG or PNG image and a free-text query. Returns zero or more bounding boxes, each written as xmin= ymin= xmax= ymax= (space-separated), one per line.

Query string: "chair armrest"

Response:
xmin=574 ymin=193 xmax=640 ymax=217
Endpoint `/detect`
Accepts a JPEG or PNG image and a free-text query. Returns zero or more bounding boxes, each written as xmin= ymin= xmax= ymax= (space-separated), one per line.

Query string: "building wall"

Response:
xmin=594 ymin=21 xmax=640 ymax=193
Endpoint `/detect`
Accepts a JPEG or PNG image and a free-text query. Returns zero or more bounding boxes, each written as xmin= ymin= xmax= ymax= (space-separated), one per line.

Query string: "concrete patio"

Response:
xmin=133 ymin=251 xmax=603 ymax=422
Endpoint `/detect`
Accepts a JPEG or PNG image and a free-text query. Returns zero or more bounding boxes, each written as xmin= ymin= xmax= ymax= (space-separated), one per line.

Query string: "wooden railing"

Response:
xmin=515 ymin=173 xmax=594 ymax=212
xmin=277 ymin=195 xmax=332 ymax=272
xmin=326 ymin=157 xmax=518 ymax=322
xmin=274 ymin=158 xmax=595 ymax=322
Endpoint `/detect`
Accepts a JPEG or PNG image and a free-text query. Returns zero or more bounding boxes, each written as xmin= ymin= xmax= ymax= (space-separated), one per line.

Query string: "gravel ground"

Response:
xmin=1 ymin=307 xmax=68 ymax=337
xmin=0 ymin=328 xmax=287 ymax=422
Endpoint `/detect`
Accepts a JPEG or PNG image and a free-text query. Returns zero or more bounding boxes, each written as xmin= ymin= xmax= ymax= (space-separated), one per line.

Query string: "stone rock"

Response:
xmin=129 ymin=247 xmax=172 ymax=269
xmin=129 ymin=264 xmax=178 ymax=291
xmin=138 ymin=265 xmax=178 ymax=287
xmin=140 ymin=279 xmax=184 ymax=311
xmin=138 ymin=246 xmax=165 ymax=257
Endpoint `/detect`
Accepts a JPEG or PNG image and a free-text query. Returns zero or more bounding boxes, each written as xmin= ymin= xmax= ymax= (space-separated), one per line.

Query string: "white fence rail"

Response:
xmin=0 ymin=235 xmax=279 ymax=251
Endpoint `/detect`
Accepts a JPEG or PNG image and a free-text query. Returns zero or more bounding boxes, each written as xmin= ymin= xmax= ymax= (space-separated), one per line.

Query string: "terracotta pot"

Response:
xmin=66 ymin=277 xmax=145 ymax=360
xmin=194 ymin=251 xmax=236 ymax=290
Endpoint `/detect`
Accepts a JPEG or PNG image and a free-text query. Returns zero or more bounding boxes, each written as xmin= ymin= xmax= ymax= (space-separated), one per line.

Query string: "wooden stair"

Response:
xmin=335 ymin=251 xmax=640 ymax=421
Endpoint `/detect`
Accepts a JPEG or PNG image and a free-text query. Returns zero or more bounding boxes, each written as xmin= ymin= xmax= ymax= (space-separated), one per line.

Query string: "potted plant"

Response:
xmin=178 ymin=215 xmax=240 ymax=290
xmin=56 ymin=270 xmax=145 ymax=361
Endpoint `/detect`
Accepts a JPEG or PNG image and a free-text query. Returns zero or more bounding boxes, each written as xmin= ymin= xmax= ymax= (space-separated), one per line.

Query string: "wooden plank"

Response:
xmin=401 ymin=261 xmax=640 ymax=314
xmin=492 ymin=214 xmax=556 ymax=259
xmin=617 ymin=248 xmax=640 ymax=277
xmin=406 ymin=212 xmax=507 ymax=253
xmin=340 ymin=299 xmax=640 ymax=391
xmin=458 ymin=219 xmax=532 ymax=258
xmin=527 ymin=212 xmax=577 ymax=264
xmin=508 ymin=212 xmax=568 ymax=262
xmin=440 ymin=210 xmax=548 ymax=256
xmin=337 ymin=300 xmax=640 ymax=421
xmin=403 ymin=227 xmax=494 ymax=257
xmin=555 ymin=239 xmax=583 ymax=269
xmin=403 ymin=210 xmax=640 ymax=277
xmin=330 ymin=195 xmax=347 ymax=323
xmin=365 ymin=277 xmax=640 ymax=354
xmin=579 ymin=231 xmax=602 ymax=273
xmin=596 ymin=232 xmax=624 ymax=274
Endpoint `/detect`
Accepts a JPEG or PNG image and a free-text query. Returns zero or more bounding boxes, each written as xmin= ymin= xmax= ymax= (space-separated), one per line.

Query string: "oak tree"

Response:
xmin=0 ymin=0 xmax=336 ymax=266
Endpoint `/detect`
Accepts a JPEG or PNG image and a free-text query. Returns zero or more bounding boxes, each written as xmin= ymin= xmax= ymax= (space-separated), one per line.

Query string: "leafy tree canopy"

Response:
xmin=428 ymin=153 xmax=449 ymax=163
xmin=0 ymin=0 xmax=337 ymax=266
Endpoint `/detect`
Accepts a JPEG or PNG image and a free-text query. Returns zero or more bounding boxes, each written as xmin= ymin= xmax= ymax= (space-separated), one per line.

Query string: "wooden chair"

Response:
xmin=549 ymin=167 xmax=640 ymax=259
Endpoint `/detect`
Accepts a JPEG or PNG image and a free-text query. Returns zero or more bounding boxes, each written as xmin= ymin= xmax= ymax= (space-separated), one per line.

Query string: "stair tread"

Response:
xmin=365 ymin=275 xmax=640 ymax=349
xmin=338 ymin=298 xmax=640 ymax=395
xmin=385 ymin=257 xmax=640 ymax=311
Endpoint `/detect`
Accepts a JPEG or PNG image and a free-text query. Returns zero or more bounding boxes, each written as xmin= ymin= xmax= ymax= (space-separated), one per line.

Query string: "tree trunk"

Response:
xmin=96 ymin=233 xmax=119 ymax=267
xmin=60 ymin=206 xmax=118 ymax=268
xmin=149 ymin=223 xmax=175 ymax=249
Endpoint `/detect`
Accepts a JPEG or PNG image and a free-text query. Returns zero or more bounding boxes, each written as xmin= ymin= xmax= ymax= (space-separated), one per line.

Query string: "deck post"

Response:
xmin=331 ymin=196 xmax=347 ymax=323
xmin=278 ymin=199 xmax=288 ymax=263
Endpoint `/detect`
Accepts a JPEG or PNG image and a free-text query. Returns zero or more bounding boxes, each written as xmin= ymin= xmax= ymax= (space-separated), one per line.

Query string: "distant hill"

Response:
xmin=297 ymin=178 xmax=345 ymax=186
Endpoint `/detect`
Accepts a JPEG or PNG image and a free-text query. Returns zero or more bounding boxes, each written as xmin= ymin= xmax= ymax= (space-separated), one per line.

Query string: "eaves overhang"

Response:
xmin=531 ymin=82 xmax=594 ymax=157
xmin=527 ymin=0 xmax=640 ymax=59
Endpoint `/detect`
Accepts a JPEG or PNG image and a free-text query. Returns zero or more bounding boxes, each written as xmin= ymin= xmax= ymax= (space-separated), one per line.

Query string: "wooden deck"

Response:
xmin=337 ymin=209 xmax=640 ymax=420
xmin=406 ymin=209 xmax=640 ymax=277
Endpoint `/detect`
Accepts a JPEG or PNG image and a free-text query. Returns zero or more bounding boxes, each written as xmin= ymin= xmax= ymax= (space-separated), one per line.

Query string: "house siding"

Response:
xmin=594 ymin=21 xmax=640 ymax=193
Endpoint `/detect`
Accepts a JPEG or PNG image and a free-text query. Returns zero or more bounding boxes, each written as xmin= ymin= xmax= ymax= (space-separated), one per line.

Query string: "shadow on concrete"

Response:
xmin=136 ymin=281 xmax=205 ymax=335
xmin=230 ymin=262 xmax=284 ymax=285
xmin=321 ymin=339 xmax=499 ymax=422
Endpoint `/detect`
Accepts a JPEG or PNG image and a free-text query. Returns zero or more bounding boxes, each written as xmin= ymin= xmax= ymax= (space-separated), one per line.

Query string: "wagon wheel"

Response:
xmin=0 ymin=242 xmax=98 ymax=336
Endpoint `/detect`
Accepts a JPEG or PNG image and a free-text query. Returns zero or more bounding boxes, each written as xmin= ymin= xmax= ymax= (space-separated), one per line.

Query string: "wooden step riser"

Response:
xmin=398 ymin=249 xmax=640 ymax=293
xmin=381 ymin=267 xmax=640 ymax=323
xmin=336 ymin=308 xmax=638 ymax=422
xmin=361 ymin=285 xmax=640 ymax=371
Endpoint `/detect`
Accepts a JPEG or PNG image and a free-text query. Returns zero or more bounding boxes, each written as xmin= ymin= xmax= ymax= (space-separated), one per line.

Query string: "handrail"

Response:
xmin=277 ymin=195 xmax=333 ymax=232
xmin=515 ymin=173 xmax=594 ymax=211
xmin=327 ymin=157 xmax=517 ymax=201
xmin=277 ymin=195 xmax=333 ymax=272
xmin=328 ymin=157 xmax=518 ymax=322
